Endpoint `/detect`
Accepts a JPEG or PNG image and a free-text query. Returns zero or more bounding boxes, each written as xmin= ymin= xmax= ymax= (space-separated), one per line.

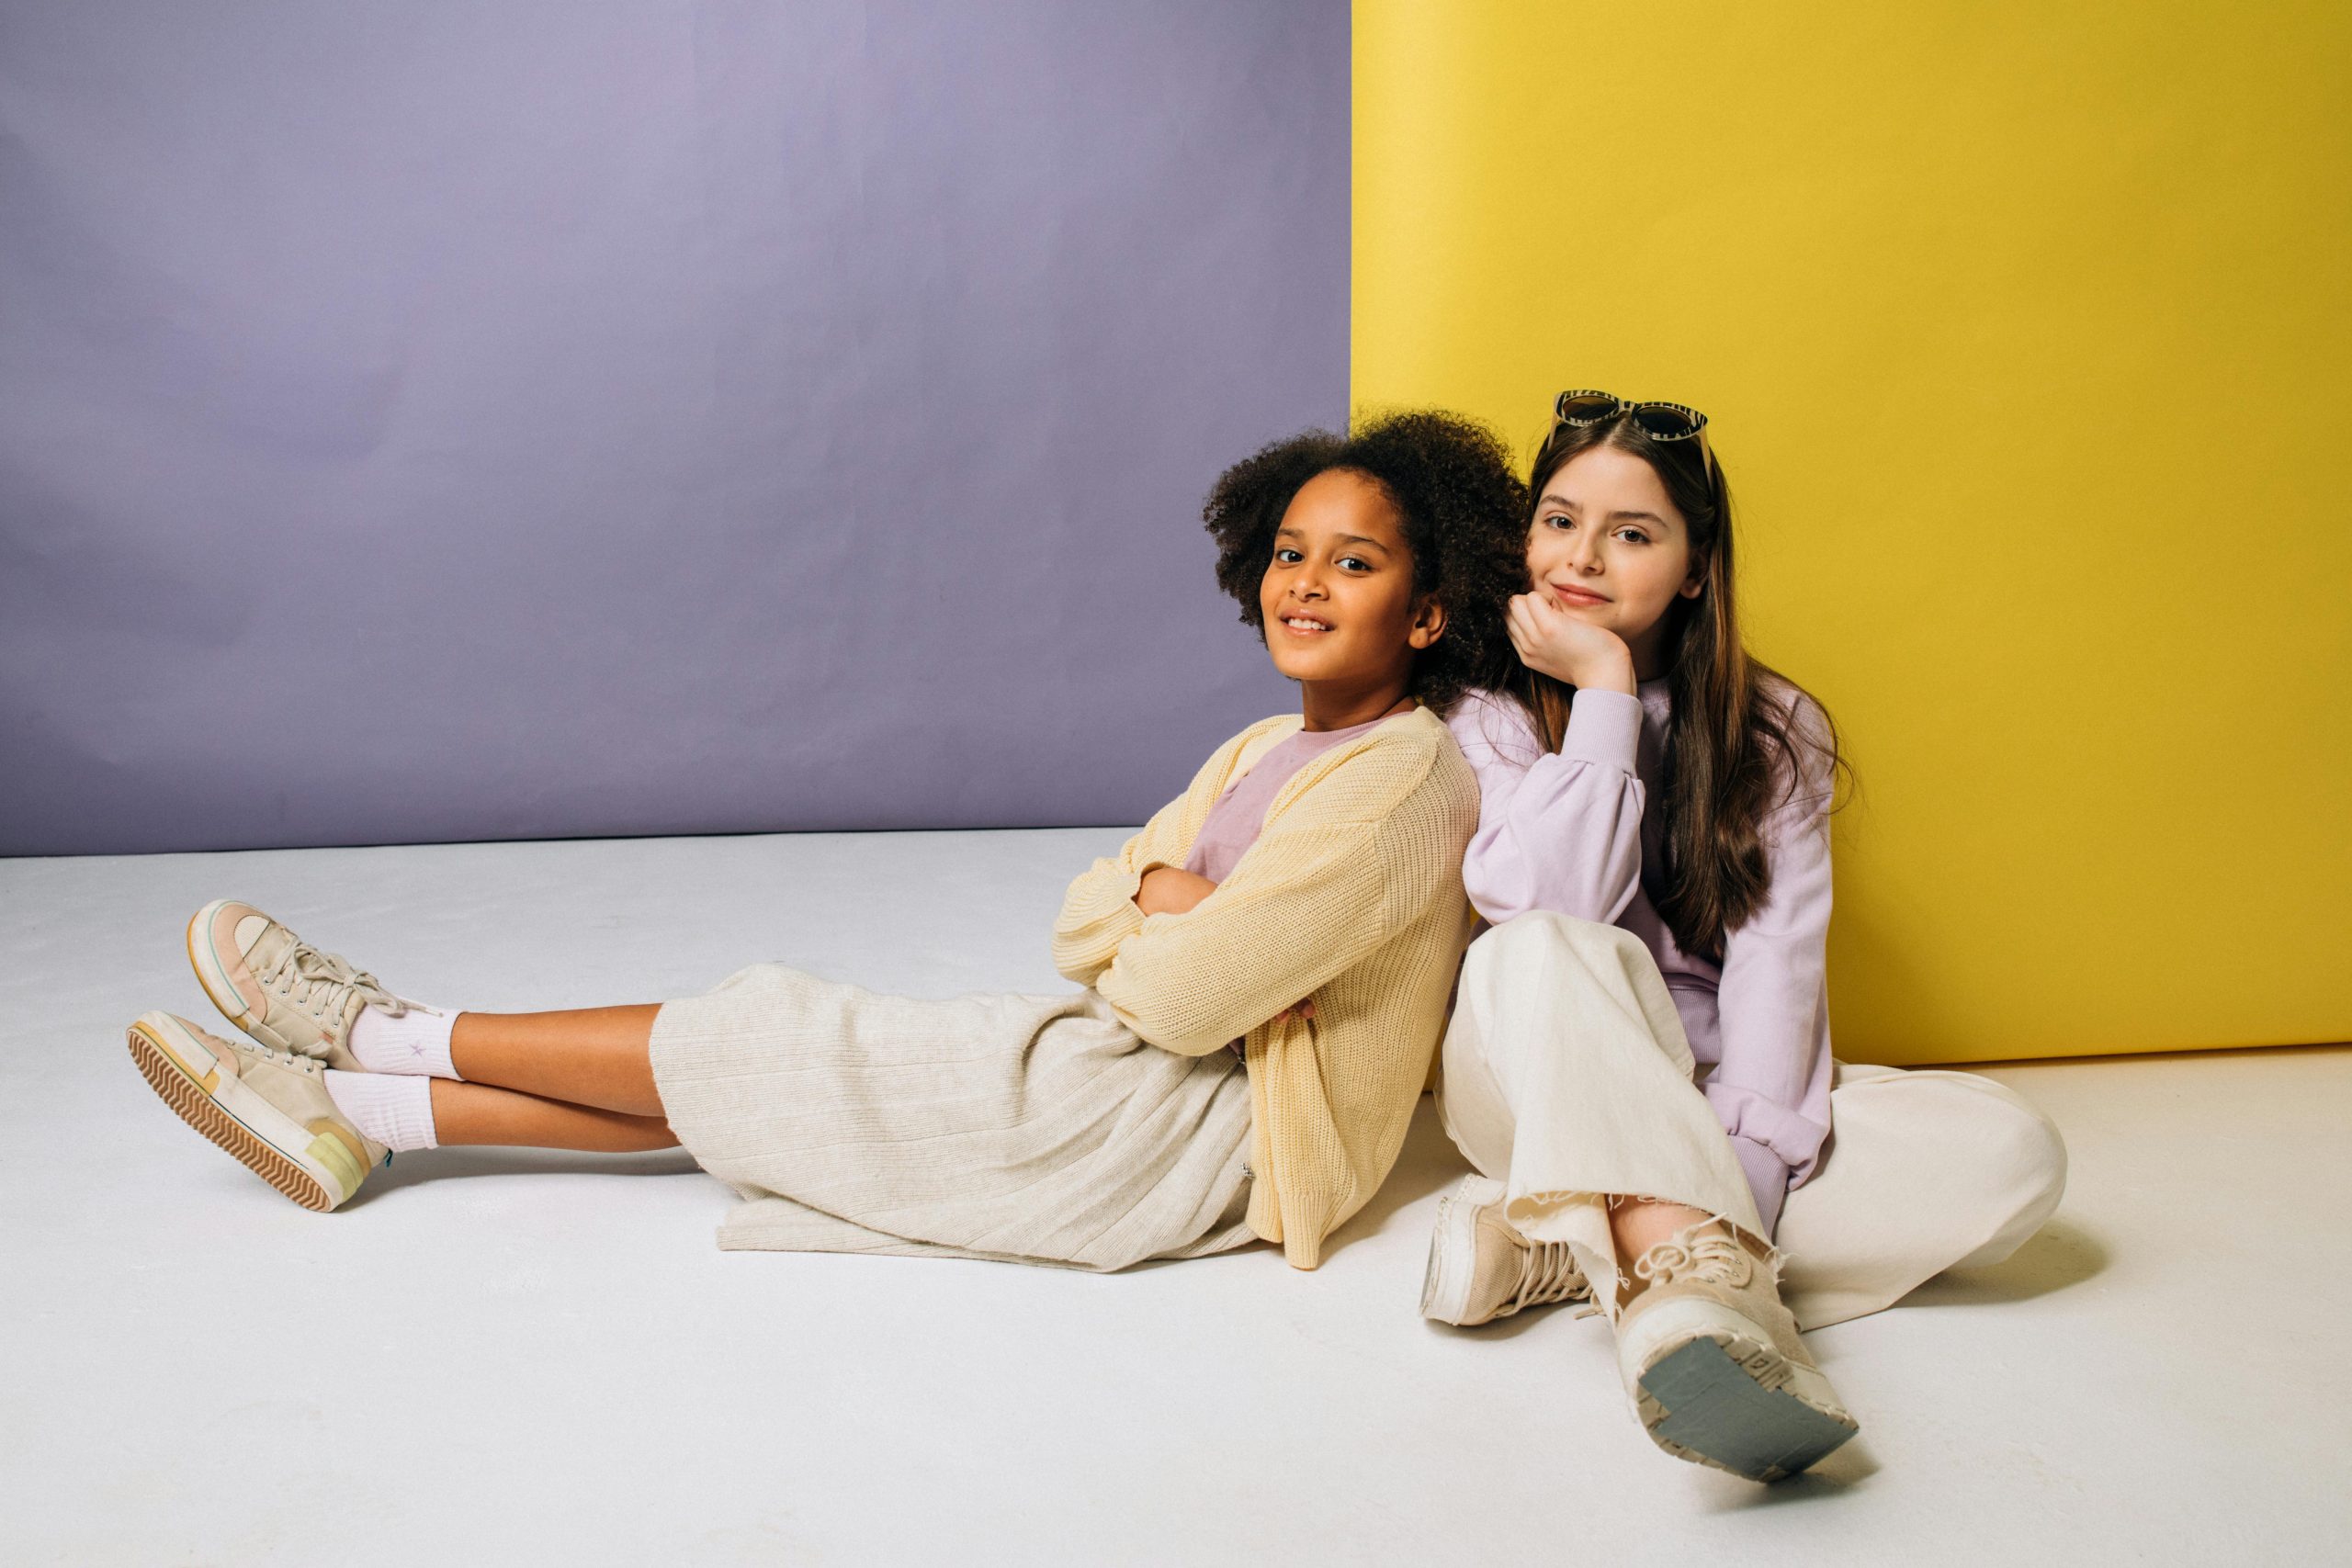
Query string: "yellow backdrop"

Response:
xmin=1353 ymin=2 xmax=2350 ymax=1063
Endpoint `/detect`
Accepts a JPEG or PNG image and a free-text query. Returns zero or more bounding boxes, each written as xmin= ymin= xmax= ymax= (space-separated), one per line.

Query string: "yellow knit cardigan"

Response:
xmin=1051 ymin=705 xmax=1478 ymax=1269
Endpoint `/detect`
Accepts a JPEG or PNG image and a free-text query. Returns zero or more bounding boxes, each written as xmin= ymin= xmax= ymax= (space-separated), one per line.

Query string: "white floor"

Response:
xmin=2 ymin=831 xmax=2342 ymax=1565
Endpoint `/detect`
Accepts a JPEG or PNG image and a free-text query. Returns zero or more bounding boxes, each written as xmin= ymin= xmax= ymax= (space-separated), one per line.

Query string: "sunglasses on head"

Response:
xmin=1551 ymin=389 xmax=1714 ymax=483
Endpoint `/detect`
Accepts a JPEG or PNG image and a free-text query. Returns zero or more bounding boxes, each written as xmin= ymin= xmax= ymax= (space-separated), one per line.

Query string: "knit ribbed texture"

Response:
xmin=322 ymin=1069 xmax=437 ymax=1152
xmin=650 ymin=975 xmax=1255 ymax=1270
xmin=346 ymin=1002 xmax=459 ymax=1079
xmin=1053 ymin=705 xmax=1479 ymax=1269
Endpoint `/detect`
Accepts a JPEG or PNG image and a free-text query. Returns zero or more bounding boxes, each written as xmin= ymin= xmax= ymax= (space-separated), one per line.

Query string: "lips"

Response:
xmin=1548 ymin=585 xmax=1609 ymax=606
xmin=1279 ymin=615 xmax=1334 ymax=634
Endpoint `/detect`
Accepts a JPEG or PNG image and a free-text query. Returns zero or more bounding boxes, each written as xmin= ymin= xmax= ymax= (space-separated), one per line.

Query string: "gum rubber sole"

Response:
xmin=1636 ymin=1333 xmax=1859 ymax=1482
xmin=127 ymin=1021 xmax=334 ymax=1213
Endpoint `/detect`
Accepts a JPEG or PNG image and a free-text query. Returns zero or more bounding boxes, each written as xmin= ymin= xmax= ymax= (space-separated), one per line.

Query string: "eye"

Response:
xmin=1273 ymin=547 xmax=1304 ymax=564
xmin=1338 ymin=555 xmax=1372 ymax=572
xmin=1544 ymin=512 xmax=1575 ymax=531
xmin=1613 ymin=527 xmax=1651 ymax=545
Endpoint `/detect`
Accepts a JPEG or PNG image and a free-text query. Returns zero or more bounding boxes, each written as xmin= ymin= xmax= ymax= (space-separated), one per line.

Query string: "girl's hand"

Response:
xmin=1272 ymin=998 xmax=1316 ymax=1027
xmin=1135 ymin=866 xmax=1218 ymax=918
xmin=1506 ymin=592 xmax=1637 ymax=694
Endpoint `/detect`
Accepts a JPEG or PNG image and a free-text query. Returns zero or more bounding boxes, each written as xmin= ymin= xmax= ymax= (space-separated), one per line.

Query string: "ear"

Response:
xmin=1677 ymin=560 xmax=1708 ymax=601
xmin=1407 ymin=593 xmax=1447 ymax=649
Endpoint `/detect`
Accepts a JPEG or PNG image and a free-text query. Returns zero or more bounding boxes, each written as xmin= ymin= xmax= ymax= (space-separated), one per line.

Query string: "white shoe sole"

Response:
xmin=1420 ymin=1175 xmax=1508 ymax=1325
xmin=1621 ymin=1294 xmax=1858 ymax=1481
xmin=126 ymin=1011 xmax=362 ymax=1212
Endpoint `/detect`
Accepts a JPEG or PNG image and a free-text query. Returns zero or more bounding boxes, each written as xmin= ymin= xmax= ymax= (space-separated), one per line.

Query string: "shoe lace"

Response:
xmin=1513 ymin=1239 xmax=1587 ymax=1311
xmin=233 ymin=1032 xmax=320 ymax=1075
xmin=1632 ymin=1228 xmax=1753 ymax=1291
xmin=259 ymin=940 xmax=410 ymax=1032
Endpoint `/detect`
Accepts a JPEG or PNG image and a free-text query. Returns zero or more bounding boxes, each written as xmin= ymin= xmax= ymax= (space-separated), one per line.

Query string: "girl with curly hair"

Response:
xmin=128 ymin=411 xmax=1527 ymax=1276
xmin=1418 ymin=391 xmax=2068 ymax=1482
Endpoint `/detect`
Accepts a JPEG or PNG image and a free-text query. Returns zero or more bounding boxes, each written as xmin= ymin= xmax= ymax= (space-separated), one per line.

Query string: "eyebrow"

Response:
xmin=1274 ymin=526 xmax=1396 ymax=555
xmin=1538 ymin=492 xmax=1668 ymax=526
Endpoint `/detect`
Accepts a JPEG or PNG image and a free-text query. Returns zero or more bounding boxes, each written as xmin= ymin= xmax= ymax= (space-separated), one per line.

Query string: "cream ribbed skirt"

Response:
xmin=1437 ymin=914 xmax=2068 ymax=1328
xmin=650 ymin=964 xmax=1258 ymax=1271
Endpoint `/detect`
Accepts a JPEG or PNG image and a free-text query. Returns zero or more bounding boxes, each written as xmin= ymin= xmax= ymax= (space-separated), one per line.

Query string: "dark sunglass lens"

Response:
xmin=1557 ymin=392 xmax=1620 ymax=424
xmin=1631 ymin=405 xmax=1699 ymax=438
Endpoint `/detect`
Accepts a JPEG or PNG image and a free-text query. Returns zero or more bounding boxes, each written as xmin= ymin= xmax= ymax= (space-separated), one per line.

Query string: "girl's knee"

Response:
xmin=1473 ymin=912 xmax=1642 ymax=967
xmin=1890 ymin=1068 xmax=2067 ymax=1200
xmin=1956 ymin=1076 xmax=2068 ymax=1204
xmin=1952 ymin=1090 xmax=2068 ymax=1269
xmin=2003 ymin=1100 xmax=2067 ymax=1220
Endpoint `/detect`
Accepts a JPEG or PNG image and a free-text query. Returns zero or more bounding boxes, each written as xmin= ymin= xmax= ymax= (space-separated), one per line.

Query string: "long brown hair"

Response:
xmin=1508 ymin=414 xmax=1849 ymax=962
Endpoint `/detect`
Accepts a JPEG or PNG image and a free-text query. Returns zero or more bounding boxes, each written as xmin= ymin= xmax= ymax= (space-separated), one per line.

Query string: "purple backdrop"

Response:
xmin=0 ymin=1 xmax=1343 ymax=855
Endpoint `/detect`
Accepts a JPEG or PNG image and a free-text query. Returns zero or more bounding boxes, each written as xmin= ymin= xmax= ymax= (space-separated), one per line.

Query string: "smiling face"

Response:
xmin=1258 ymin=468 xmax=1443 ymax=716
xmin=1526 ymin=445 xmax=1705 ymax=674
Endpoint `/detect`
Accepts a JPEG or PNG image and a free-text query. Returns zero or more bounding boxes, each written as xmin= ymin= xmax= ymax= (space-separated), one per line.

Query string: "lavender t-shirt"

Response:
xmin=1182 ymin=715 xmax=1388 ymax=883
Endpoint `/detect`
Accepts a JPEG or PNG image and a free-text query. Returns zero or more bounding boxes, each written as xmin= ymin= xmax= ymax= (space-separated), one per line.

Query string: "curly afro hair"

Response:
xmin=1202 ymin=409 xmax=1529 ymax=715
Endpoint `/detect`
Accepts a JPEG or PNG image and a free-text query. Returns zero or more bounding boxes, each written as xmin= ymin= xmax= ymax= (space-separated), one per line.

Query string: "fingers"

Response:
xmin=1507 ymin=592 xmax=1557 ymax=669
xmin=1510 ymin=592 xmax=1560 ymax=638
xmin=1506 ymin=594 xmax=1544 ymax=653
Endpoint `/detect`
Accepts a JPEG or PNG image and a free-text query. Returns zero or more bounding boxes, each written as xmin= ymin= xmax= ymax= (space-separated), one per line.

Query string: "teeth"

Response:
xmin=1283 ymin=617 xmax=1331 ymax=631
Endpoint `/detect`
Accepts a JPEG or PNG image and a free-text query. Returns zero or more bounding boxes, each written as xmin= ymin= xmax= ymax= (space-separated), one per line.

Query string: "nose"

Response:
xmin=1564 ymin=529 xmax=1603 ymax=574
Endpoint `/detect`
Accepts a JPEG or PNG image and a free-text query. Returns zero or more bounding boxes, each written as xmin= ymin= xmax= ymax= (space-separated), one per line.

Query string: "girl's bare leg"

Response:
xmin=447 ymin=1005 xmax=664 ymax=1117
xmin=1611 ymin=1197 xmax=1720 ymax=1267
xmin=428 ymin=1079 xmax=677 ymax=1151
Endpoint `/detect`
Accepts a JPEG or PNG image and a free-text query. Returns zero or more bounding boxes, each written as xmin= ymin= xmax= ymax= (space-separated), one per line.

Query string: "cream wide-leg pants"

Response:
xmin=1435 ymin=914 xmax=2068 ymax=1329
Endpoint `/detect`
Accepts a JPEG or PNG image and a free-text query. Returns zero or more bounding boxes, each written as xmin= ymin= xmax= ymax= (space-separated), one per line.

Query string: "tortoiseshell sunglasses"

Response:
xmin=1552 ymin=389 xmax=1714 ymax=482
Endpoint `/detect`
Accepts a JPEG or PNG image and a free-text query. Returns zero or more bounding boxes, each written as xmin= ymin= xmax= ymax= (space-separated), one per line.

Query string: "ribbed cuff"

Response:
xmin=1559 ymin=689 xmax=1644 ymax=771
xmin=1052 ymin=860 xmax=1150 ymax=970
xmin=322 ymin=1069 xmax=438 ymax=1152
xmin=1096 ymin=867 xmax=1153 ymax=935
xmin=346 ymin=1001 xmax=459 ymax=1079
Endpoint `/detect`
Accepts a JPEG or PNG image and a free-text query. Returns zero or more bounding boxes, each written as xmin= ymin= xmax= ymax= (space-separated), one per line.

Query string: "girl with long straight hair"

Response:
xmin=1419 ymin=390 xmax=2066 ymax=1482
xmin=129 ymin=412 xmax=1529 ymax=1276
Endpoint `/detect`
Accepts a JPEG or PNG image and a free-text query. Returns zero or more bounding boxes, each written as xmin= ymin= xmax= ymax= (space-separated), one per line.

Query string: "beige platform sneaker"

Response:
xmin=127 ymin=1010 xmax=384 ymax=1211
xmin=1420 ymin=1175 xmax=1592 ymax=1326
xmin=1612 ymin=1222 xmax=1858 ymax=1482
xmin=187 ymin=898 xmax=419 ymax=1070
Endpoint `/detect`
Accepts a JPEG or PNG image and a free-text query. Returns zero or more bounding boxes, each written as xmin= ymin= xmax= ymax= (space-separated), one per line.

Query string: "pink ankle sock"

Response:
xmin=322 ymin=1070 xmax=438 ymax=1152
xmin=347 ymin=1002 xmax=460 ymax=1079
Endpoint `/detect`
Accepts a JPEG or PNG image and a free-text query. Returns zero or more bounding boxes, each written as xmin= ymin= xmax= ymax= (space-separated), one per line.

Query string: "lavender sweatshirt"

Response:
xmin=1445 ymin=680 xmax=1837 ymax=1234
